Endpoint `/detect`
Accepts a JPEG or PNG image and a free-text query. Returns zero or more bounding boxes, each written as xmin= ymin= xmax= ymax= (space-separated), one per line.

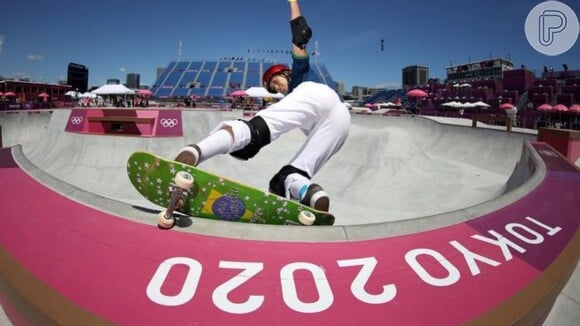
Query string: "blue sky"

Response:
xmin=0 ymin=0 xmax=578 ymax=90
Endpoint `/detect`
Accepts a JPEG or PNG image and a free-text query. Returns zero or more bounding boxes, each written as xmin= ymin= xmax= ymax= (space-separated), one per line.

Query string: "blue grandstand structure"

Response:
xmin=151 ymin=59 xmax=338 ymax=98
xmin=364 ymin=89 xmax=406 ymax=104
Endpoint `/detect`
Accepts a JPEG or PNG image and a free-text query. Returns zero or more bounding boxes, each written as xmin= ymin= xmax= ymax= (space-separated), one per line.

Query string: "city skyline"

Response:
xmin=0 ymin=0 xmax=578 ymax=90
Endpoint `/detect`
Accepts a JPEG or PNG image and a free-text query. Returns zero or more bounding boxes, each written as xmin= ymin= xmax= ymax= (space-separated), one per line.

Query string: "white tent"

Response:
xmin=91 ymin=84 xmax=135 ymax=95
xmin=245 ymin=87 xmax=283 ymax=98
xmin=65 ymin=90 xmax=80 ymax=97
xmin=79 ymin=92 xmax=97 ymax=98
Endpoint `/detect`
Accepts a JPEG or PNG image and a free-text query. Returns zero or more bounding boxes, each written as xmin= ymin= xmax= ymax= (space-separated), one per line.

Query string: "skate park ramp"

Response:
xmin=1 ymin=109 xmax=535 ymax=225
xmin=0 ymin=109 xmax=578 ymax=326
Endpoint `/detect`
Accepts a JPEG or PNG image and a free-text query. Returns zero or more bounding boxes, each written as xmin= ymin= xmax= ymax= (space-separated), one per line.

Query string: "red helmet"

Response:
xmin=263 ymin=64 xmax=290 ymax=93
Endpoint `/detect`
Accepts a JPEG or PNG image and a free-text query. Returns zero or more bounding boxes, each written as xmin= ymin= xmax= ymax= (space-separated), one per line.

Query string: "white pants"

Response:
xmin=216 ymin=81 xmax=350 ymax=178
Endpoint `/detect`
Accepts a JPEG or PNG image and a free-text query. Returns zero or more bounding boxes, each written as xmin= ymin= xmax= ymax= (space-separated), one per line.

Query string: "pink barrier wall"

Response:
xmin=538 ymin=128 xmax=580 ymax=164
xmin=65 ymin=109 xmax=183 ymax=137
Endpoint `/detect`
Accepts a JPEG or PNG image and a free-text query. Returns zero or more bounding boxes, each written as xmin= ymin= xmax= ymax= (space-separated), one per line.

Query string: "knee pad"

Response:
xmin=269 ymin=165 xmax=310 ymax=197
xmin=230 ymin=116 xmax=271 ymax=160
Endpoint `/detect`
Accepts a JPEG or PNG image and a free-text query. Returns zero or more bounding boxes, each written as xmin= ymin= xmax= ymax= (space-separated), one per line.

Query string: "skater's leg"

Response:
xmin=289 ymin=101 xmax=350 ymax=177
xmin=269 ymin=165 xmax=330 ymax=211
xmin=175 ymin=113 xmax=279 ymax=165
xmin=175 ymin=120 xmax=251 ymax=165
xmin=272 ymin=104 xmax=348 ymax=211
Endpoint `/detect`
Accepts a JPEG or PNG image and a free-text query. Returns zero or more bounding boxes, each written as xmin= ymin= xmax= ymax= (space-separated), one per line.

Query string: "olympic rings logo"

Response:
xmin=160 ymin=118 xmax=179 ymax=128
xmin=70 ymin=116 xmax=84 ymax=125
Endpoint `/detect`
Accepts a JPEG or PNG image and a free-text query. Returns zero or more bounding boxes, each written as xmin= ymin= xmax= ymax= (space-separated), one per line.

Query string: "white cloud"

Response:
xmin=0 ymin=35 xmax=4 ymax=53
xmin=27 ymin=54 xmax=44 ymax=61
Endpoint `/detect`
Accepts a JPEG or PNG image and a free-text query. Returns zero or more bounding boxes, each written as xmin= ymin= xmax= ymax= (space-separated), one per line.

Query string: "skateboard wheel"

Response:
xmin=298 ymin=210 xmax=316 ymax=226
xmin=157 ymin=210 xmax=175 ymax=229
xmin=175 ymin=171 xmax=194 ymax=189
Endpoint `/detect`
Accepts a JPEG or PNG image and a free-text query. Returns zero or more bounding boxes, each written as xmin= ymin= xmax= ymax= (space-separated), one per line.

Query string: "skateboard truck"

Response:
xmin=157 ymin=171 xmax=194 ymax=229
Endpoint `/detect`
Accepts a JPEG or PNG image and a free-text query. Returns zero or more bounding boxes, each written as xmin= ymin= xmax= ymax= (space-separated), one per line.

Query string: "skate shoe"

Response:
xmin=300 ymin=183 xmax=330 ymax=212
xmin=174 ymin=144 xmax=200 ymax=167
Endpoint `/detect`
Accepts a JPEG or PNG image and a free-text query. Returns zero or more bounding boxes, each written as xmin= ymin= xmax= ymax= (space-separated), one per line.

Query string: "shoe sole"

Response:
xmin=312 ymin=195 xmax=330 ymax=212
xmin=305 ymin=188 xmax=330 ymax=212
xmin=174 ymin=145 xmax=200 ymax=166
xmin=174 ymin=151 xmax=198 ymax=166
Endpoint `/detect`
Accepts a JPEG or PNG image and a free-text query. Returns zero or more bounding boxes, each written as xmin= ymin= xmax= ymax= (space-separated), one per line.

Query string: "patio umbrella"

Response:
xmin=0 ymin=92 xmax=3 ymax=96
xmin=4 ymin=91 xmax=15 ymax=96
xmin=499 ymin=103 xmax=514 ymax=110
xmin=552 ymin=104 xmax=568 ymax=112
xmin=442 ymin=101 xmax=460 ymax=108
xmin=473 ymin=101 xmax=490 ymax=108
xmin=37 ymin=92 xmax=50 ymax=103
xmin=229 ymin=90 xmax=248 ymax=97
xmin=406 ymin=89 xmax=428 ymax=97
xmin=138 ymin=89 xmax=153 ymax=96
xmin=552 ymin=104 xmax=569 ymax=126
xmin=537 ymin=103 xmax=552 ymax=112
xmin=569 ymin=104 xmax=580 ymax=113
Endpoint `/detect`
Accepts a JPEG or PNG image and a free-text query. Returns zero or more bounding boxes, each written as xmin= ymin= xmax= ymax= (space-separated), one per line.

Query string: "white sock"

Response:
xmin=285 ymin=173 xmax=311 ymax=200
xmin=196 ymin=129 xmax=234 ymax=162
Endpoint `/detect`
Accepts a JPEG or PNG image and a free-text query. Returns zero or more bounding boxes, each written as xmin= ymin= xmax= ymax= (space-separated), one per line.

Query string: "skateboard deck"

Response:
xmin=127 ymin=151 xmax=335 ymax=226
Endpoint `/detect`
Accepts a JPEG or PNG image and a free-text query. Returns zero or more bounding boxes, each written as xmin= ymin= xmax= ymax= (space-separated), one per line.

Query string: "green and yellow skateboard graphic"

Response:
xmin=127 ymin=151 xmax=335 ymax=227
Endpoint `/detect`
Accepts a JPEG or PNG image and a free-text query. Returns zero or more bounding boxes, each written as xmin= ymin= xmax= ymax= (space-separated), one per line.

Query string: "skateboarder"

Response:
xmin=174 ymin=0 xmax=350 ymax=211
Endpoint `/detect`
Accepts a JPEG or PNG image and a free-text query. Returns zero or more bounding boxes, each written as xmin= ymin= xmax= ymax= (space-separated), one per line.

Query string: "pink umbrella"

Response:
xmin=537 ymin=103 xmax=552 ymax=112
xmin=569 ymin=104 xmax=580 ymax=113
xmin=551 ymin=104 xmax=569 ymax=126
xmin=500 ymin=103 xmax=514 ymax=110
xmin=407 ymin=89 xmax=428 ymax=97
xmin=230 ymin=90 xmax=248 ymax=97
xmin=0 ymin=92 xmax=3 ymax=96
xmin=138 ymin=89 xmax=153 ymax=96
xmin=4 ymin=91 xmax=15 ymax=96
xmin=552 ymin=104 xmax=568 ymax=112
xmin=37 ymin=92 xmax=49 ymax=98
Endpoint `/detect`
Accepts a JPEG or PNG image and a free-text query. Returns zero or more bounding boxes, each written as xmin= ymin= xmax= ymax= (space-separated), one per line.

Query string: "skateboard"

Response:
xmin=126 ymin=151 xmax=335 ymax=228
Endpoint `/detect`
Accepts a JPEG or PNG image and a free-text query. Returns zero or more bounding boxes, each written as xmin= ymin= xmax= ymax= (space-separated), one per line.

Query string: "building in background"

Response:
xmin=126 ymin=73 xmax=140 ymax=89
xmin=446 ymin=58 xmax=514 ymax=83
xmin=402 ymin=65 xmax=429 ymax=89
xmin=67 ymin=63 xmax=89 ymax=93
xmin=0 ymin=80 xmax=71 ymax=110
xmin=336 ymin=82 xmax=345 ymax=97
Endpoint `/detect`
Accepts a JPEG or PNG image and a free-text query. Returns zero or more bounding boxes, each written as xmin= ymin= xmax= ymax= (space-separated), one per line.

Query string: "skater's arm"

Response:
xmin=289 ymin=0 xmax=310 ymax=57
xmin=289 ymin=0 xmax=301 ymax=20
